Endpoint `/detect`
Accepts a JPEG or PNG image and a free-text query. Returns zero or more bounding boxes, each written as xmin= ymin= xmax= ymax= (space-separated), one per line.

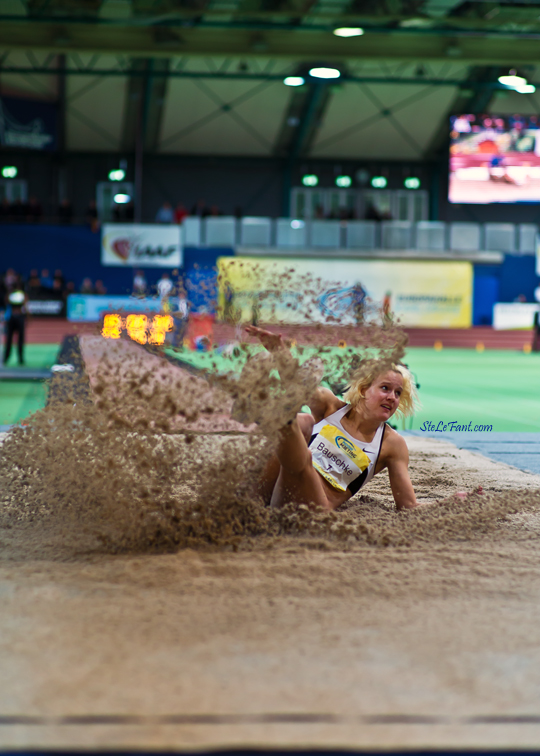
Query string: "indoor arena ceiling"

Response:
xmin=1 ymin=0 xmax=540 ymax=159
xmin=4 ymin=0 xmax=540 ymax=60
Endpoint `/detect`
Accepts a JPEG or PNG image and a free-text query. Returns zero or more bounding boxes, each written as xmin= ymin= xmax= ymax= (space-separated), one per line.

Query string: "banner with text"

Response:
xmin=67 ymin=295 xmax=180 ymax=322
xmin=218 ymin=257 xmax=472 ymax=328
xmin=0 ymin=96 xmax=57 ymax=151
xmin=101 ymin=224 xmax=182 ymax=268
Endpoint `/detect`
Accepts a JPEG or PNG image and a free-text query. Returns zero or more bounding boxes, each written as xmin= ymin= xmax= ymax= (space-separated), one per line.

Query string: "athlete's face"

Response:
xmin=364 ymin=370 xmax=403 ymax=421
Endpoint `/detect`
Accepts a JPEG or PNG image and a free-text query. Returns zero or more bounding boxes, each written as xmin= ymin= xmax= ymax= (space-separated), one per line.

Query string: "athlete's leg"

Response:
xmin=16 ymin=317 xmax=25 ymax=364
xmin=270 ymin=416 xmax=330 ymax=510
xmin=3 ymin=319 xmax=14 ymax=364
xmin=257 ymin=413 xmax=315 ymax=504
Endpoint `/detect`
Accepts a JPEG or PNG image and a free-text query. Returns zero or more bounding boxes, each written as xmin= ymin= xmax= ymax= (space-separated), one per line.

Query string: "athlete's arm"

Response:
xmin=245 ymin=325 xmax=286 ymax=352
xmin=308 ymin=387 xmax=344 ymax=423
xmin=384 ymin=433 xmax=419 ymax=510
xmin=245 ymin=325 xmax=343 ymax=422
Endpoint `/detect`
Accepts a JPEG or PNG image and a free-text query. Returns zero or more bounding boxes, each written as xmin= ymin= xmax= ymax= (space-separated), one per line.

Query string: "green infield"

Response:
xmin=0 ymin=344 xmax=58 ymax=426
xmin=4 ymin=342 xmax=537 ymax=432
xmin=405 ymin=347 xmax=540 ymax=433
xmin=167 ymin=345 xmax=540 ymax=433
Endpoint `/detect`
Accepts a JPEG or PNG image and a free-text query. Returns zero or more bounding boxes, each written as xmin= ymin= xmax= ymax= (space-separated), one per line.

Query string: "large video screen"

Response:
xmin=449 ymin=114 xmax=540 ymax=204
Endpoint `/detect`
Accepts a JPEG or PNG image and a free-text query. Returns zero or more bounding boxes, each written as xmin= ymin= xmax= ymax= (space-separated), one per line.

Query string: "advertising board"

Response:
xmin=0 ymin=96 xmax=57 ymax=151
xmin=27 ymin=299 xmax=64 ymax=316
xmin=493 ymin=302 xmax=539 ymax=330
xmin=67 ymin=295 xmax=179 ymax=323
xmin=218 ymin=257 xmax=472 ymax=328
xmin=101 ymin=224 xmax=182 ymax=268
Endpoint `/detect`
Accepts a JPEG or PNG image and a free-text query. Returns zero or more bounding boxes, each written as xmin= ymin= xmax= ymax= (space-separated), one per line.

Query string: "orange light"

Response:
xmin=102 ymin=312 xmax=174 ymax=345
xmin=126 ymin=313 xmax=149 ymax=345
xmin=149 ymin=314 xmax=173 ymax=345
xmin=102 ymin=313 xmax=123 ymax=339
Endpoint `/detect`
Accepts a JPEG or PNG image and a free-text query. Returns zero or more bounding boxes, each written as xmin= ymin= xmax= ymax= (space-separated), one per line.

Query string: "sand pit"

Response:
xmin=3 ymin=335 xmax=540 ymax=750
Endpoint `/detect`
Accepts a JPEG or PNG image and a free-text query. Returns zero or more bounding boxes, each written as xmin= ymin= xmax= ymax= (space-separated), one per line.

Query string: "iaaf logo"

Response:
xmin=107 ymin=234 xmax=177 ymax=261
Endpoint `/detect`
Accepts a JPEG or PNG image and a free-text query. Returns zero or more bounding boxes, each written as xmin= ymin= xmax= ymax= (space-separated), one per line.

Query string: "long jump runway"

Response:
xmin=3 ymin=337 xmax=540 ymax=751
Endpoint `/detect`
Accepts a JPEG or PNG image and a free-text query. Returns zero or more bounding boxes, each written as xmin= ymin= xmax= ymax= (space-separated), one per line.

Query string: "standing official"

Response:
xmin=3 ymin=284 xmax=27 ymax=365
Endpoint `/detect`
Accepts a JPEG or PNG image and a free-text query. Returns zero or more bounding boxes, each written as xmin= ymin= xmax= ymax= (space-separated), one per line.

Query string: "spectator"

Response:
xmin=58 ymin=199 xmax=73 ymax=224
xmin=64 ymin=281 xmax=76 ymax=299
xmin=80 ymin=277 xmax=94 ymax=295
xmin=234 ymin=205 xmax=243 ymax=220
xmin=11 ymin=199 xmax=25 ymax=220
xmin=365 ymin=202 xmax=383 ymax=221
xmin=352 ymin=281 xmax=367 ymax=325
xmin=40 ymin=269 xmax=53 ymax=290
xmin=54 ymin=269 xmax=65 ymax=288
xmin=190 ymin=199 xmax=208 ymax=217
xmin=26 ymin=196 xmax=43 ymax=223
xmin=27 ymin=269 xmax=41 ymax=296
xmin=0 ymin=198 xmax=11 ymax=222
xmin=4 ymin=268 xmax=18 ymax=289
xmin=112 ymin=200 xmax=134 ymax=223
xmin=94 ymin=279 xmax=107 ymax=295
xmin=133 ymin=270 xmax=147 ymax=296
xmin=209 ymin=205 xmax=221 ymax=217
xmin=157 ymin=272 xmax=173 ymax=300
xmin=174 ymin=203 xmax=188 ymax=224
xmin=533 ymin=309 xmax=540 ymax=352
xmin=155 ymin=201 xmax=174 ymax=224
xmin=124 ymin=201 xmax=134 ymax=221
xmin=172 ymin=285 xmax=189 ymax=346
xmin=85 ymin=199 xmax=99 ymax=232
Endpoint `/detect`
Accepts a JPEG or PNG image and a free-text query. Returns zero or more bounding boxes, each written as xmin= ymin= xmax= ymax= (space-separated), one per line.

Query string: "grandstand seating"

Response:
xmin=183 ymin=217 xmax=538 ymax=253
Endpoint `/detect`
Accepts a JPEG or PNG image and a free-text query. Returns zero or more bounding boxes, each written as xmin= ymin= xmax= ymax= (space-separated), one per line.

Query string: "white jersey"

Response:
xmin=309 ymin=405 xmax=385 ymax=495
xmin=157 ymin=278 xmax=173 ymax=298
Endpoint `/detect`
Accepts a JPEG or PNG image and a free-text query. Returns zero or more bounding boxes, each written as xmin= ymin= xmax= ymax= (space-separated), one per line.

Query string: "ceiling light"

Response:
xmin=371 ymin=176 xmax=387 ymax=189
xmin=516 ymin=84 xmax=536 ymax=94
xmin=404 ymin=177 xmax=421 ymax=189
xmin=302 ymin=174 xmax=319 ymax=186
xmin=284 ymin=76 xmax=305 ymax=86
xmin=114 ymin=193 xmax=131 ymax=204
xmin=335 ymin=175 xmax=352 ymax=187
xmin=333 ymin=27 xmax=364 ymax=37
xmin=109 ymin=169 xmax=126 ymax=181
xmin=498 ymin=71 xmax=527 ymax=89
xmin=309 ymin=67 xmax=340 ymax=79
xmin=1 ymin=166 xmax=17 ymax=178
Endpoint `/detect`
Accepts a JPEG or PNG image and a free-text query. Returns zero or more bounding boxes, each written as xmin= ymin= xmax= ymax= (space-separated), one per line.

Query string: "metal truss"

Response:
xmin=0 ymin=61 xmax=518 ymax=90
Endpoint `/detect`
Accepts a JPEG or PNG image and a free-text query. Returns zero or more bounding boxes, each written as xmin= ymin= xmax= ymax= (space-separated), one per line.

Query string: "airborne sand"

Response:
xmin=2 ymin=330 xmax=540 ymax=750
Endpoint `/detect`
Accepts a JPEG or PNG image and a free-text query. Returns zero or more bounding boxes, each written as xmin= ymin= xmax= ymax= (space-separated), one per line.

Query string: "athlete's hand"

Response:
xmin=245 ymin=325 xmax=285 ymax=352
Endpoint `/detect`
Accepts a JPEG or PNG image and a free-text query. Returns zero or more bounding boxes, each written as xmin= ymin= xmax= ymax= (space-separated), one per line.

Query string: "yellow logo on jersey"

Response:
xmin=318 ymin=424 xmax=370 ymax=471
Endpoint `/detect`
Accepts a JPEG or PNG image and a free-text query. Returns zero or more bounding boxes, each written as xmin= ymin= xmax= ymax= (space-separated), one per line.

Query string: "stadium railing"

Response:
xmin=183 ymin=217 xmax=537 ymax=254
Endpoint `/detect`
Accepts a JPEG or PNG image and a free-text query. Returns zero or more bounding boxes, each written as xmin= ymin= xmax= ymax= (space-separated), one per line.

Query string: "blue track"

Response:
xmin=405 ymin=431 xmax=540 ymax=476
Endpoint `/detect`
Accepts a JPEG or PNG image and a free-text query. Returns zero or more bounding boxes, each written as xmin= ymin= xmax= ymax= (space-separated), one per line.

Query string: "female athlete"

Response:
xmin=244 ymin=325 xmax=420 ymax=512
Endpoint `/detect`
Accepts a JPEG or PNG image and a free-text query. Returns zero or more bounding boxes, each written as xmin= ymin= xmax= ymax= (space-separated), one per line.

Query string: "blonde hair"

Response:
xmin=342 ymin=359 xmax=418 ymax=419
